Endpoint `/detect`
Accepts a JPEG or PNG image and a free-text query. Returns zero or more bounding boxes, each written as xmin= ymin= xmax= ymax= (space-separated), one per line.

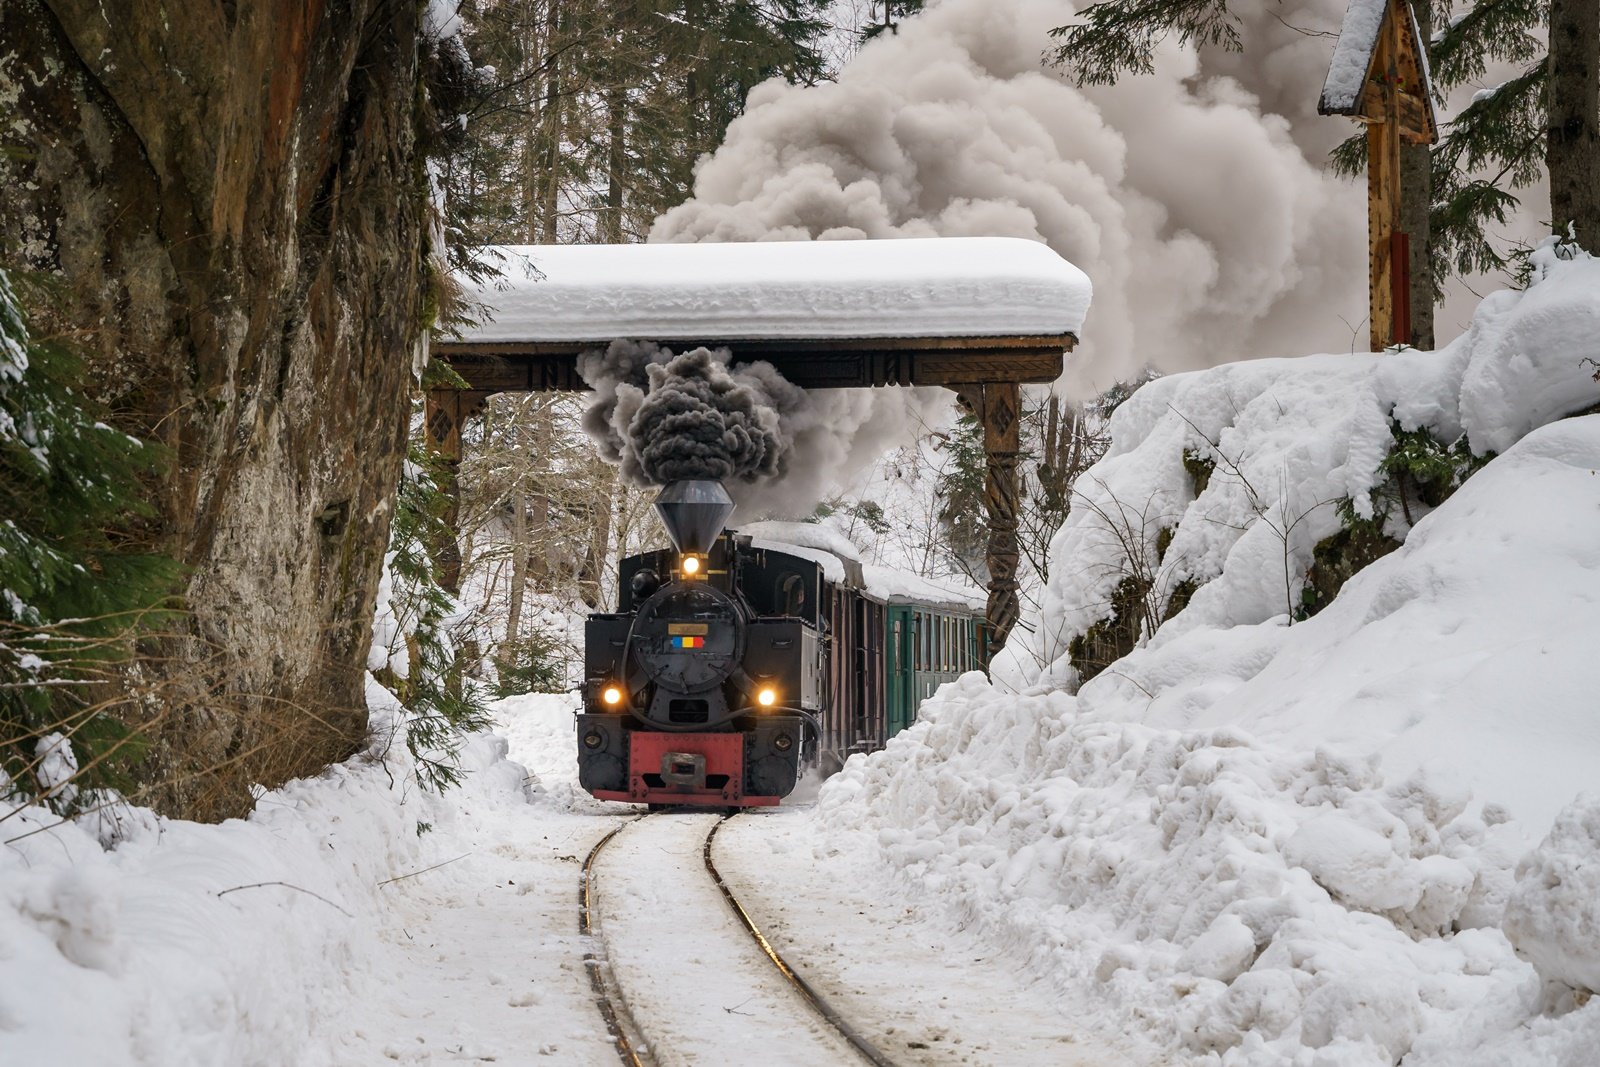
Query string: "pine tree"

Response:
xmin=1054 ymin=0 xmax=1600 ymax=286
xmin=1425 ymin=0 xmax=1548 ymax=276
xmin=451 ymin=0 xmax=830 ymax=245
xmin=0 ymin=269 xmax=179 ymax=809
xmin=1546 ymin=0 xmax=1600 ymax=249
xmin=860 ymin=0 xmax=924 ymax=40
xmin=371 ymin=412 xmax=493 ymax=793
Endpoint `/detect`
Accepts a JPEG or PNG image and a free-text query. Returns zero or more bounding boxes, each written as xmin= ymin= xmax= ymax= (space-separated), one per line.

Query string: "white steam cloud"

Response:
xmin=653 ymin=0 xmax=1365 ymax=396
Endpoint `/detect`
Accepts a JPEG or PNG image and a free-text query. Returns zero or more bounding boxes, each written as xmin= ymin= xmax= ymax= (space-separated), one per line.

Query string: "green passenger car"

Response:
xmin=884 ymin=603 xmax=986 ymax=739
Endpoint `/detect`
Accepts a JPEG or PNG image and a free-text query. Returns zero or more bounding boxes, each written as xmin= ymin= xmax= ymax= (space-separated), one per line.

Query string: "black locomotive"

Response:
xmin=576 ymin=479 xmax=986 ymax=808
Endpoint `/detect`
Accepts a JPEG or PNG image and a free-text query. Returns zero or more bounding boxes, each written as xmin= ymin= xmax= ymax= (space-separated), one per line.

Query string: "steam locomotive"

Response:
xmin=577 ymin=480 xmax=987 ymax=808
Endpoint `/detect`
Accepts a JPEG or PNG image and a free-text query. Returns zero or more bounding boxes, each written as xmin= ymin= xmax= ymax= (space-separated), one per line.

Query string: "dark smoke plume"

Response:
xmin=579 ymin=339 xmax=938 ymax=518
xmin=631 ymin=348 xmax=786 ymax=483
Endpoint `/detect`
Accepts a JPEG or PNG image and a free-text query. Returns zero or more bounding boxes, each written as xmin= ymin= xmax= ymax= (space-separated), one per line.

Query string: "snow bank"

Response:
xmin=452 ymin=237 xmax=1091 ymax=344
xmin=820 ymin=254 xmax=1600 ymax=1065
xmin=0 ymin=680 xmax=536 ymax=1065
xmin=1002 ymin=245 xmax=1599 ymax=686
xmin=1504 ymin=795 xmax=1600 ymax=994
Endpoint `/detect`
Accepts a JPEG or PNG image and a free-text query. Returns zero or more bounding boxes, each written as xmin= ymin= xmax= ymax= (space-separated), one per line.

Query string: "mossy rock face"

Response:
xmin=1184 ymin=450 xmax=1215 ymax=497
xmin=1069 ymin=574 xmax=1150 ymax=683
xmin=1162 ymin=578 xmax=1201 ymax=624
xmin=1155 ymin=525 xmax=1176 ymax=558
xmin=1301 ymin=520 xmax=1402 ymax=619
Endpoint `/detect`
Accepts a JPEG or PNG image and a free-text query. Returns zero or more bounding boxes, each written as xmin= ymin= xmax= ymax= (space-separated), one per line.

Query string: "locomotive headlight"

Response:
xmin=756 ymin=686 xmax=778 ymax=708
xmin=601 ymin=684 xmax=625 ymax=707
xmin=680 ymin=554 xmax=702 ymax=576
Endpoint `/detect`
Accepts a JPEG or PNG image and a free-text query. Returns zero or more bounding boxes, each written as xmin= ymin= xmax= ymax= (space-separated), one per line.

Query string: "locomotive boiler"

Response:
xmin=576 ymin=480 xmax=988 ymax=809
xmin=577 ymin=480 xmax=817 ymax=807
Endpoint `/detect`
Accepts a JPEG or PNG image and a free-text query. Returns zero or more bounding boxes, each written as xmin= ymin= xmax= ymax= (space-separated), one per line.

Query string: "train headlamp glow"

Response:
xmin=601 ymin=684 xmax=625 ymax=707
xmin=680 ymin=554 xmax=702 ymax=576
xmin=756 ymin=687 xmax=778 ymax=708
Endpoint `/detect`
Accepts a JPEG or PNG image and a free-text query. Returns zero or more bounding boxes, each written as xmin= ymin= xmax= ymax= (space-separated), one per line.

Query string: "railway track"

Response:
xmin=581 ymin=811 xmax=897 ymax=1067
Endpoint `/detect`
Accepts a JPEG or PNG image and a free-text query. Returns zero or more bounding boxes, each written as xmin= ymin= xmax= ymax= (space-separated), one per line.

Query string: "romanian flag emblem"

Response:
xmin=672 ymin=635 xmax=705 ymax=650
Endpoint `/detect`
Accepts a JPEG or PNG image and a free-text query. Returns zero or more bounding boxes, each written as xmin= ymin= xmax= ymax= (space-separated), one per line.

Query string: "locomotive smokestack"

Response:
xmin=654 ymin=480 xmax=735 ymax=555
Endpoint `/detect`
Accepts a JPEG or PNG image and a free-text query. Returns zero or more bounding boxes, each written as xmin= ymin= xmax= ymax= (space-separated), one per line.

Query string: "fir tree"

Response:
xmin=1054 ymin=0 xmax=1599 ymax=282
xmin=452 ymin=0 xmax=830 ymax=245
xmin=860 ymin=0 xmax=924 ymax=40
xmin=371 ymin=402 xmax=493 ymax=793
xmin=0 ymin=268 xmax=179 ymax=810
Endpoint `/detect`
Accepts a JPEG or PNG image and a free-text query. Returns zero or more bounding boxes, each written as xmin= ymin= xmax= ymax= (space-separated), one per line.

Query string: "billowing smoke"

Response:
xmin=580 ymin=340 xmax=940 ymax=517
xmin=652 ymin=0 xmax=1367 ymax=395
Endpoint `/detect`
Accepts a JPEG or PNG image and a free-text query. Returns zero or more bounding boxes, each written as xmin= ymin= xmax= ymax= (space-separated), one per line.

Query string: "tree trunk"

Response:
xmin=1400 ymin=0 xmax=1436 ymax=348
xmin=540 ymin=0 xmax=564 ymax=242
xmin=1547 ymin=0 xmax=1600 ymax=251
xmin=0 ymin=1 xmax=429 ymax=818
xmin=604 ymin=85 xmax=627 ymax=243
xmin=503 ymin=482 xmax=529 ymax=660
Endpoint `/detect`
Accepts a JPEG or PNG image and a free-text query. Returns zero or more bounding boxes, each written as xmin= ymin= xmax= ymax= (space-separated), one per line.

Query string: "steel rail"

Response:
xmin=702 ymin=815 xmax=899 ymax=1067
xmin=581 ymin=817 xmax=652 ymax=1067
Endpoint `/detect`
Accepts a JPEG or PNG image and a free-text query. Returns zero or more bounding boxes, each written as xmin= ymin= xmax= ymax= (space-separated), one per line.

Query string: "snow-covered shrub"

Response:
xmin=489 ymin=628 xmax=568 ymax=699
xmin=368 ymin=435 xmax=490 ymax=791
xmin=0 ymin=267 xmax=178 ymax=812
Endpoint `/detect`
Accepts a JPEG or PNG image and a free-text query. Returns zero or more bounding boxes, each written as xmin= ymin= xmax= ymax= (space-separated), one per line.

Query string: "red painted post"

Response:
xmin=1390 ymin=231 xmax=1412 ymax=346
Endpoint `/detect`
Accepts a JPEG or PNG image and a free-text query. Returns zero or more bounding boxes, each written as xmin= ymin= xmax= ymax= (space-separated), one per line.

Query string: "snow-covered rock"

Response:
xmin=1504 ymin=795 xmax=1600 ymax=995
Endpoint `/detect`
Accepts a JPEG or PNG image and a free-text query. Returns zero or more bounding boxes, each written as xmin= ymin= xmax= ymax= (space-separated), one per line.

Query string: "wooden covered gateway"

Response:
xmin=428 ymin=236 xmax=1092 ymax=653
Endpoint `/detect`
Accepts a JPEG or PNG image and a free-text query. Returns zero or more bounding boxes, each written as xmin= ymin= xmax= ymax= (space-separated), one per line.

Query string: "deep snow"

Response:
xmin=818 ymin=248 xmax=1600 ymax=1066
xmin=6 ymin=251 xmax=1599 ymax=1067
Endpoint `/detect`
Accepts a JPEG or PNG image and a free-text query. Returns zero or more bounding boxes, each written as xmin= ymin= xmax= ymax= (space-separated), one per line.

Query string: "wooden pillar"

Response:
xmin=957 ymin=381 xmax=1023 ymax=658
xmin=1366 ymin=13 xmax=1403 ymax=352
xmin=424 ymin=389 xmax=470 ymax=593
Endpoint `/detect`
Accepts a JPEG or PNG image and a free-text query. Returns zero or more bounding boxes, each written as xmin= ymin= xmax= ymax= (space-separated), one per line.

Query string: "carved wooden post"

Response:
xmin=424 ymin=389 xmax=467 ymax=593
xmin=1319 ymin=0 xmax=1438 ymax=351
xmin=957 ymin=381 xmax=1023 ymax=658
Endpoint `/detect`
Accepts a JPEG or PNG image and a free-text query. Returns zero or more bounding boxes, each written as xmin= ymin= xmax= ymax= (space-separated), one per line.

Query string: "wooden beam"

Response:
xmin=431 ymin=333 xmax=1075 ymax=393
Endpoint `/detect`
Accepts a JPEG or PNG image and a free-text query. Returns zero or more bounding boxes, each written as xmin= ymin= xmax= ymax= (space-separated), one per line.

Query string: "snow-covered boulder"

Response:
xmin=1504 ymin=795 xmax=1600 ymax=994
xmin=997 ymin=245 xmax=1600 ymax=696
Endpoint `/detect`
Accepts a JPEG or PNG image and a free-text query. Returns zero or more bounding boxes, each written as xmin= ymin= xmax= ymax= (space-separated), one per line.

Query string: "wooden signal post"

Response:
xmin=1319 ymin=0 xmax=1438 ymax=351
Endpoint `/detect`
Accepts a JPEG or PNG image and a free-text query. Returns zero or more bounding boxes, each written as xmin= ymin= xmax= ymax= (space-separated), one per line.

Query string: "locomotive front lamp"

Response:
xmin=601 ymin=684 xmax=625 ymax=707
xmin=680 ymin=554 xmax=702 ymax=576
xmin=756 ymin=686 xmax=778 ymax=708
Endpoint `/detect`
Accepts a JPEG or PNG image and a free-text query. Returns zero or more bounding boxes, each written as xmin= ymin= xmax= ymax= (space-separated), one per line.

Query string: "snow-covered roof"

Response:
xmin=740 ymin=520 xmax=986 ymax=612
xmin=740 ymin=521 xmax=862 ymax=565
xmin=451 ymin=238 xmax=1091 ymax=345
xmin=861 ymin=564 xmax=987 ymax=613
xmin=1320 ymin=0 xmax=1387 ymax=113
xmin=1319 ymin=0 xmax=1436 ymax=141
